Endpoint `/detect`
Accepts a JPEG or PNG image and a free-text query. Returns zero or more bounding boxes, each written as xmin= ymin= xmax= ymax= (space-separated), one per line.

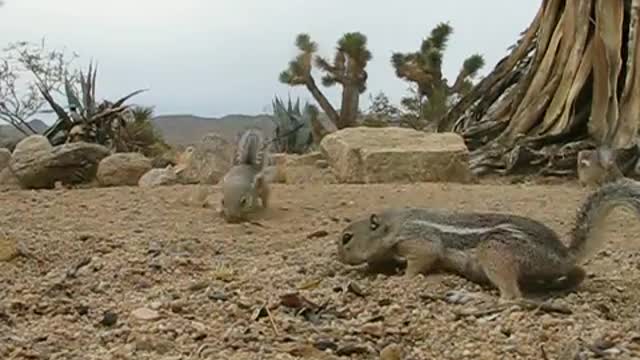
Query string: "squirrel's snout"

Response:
xmin=222 ymin=209 xmax=247 ymax=223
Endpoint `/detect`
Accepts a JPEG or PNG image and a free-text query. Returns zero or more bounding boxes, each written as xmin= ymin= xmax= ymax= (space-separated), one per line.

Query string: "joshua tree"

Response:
xmin=443 ymin=0 xmax=640 ymax=177
xmin=279 ymin=32 xmax=372 ymax=131
xmin=392 ymin=22 xmax=485 ymax=129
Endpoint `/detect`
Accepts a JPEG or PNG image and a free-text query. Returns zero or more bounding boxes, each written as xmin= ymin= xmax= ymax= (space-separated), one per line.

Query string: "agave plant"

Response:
xmin=39 ymin=61 xmax=147 ymax=150
xmin=271 ymin=96 xmax=314 ymax=154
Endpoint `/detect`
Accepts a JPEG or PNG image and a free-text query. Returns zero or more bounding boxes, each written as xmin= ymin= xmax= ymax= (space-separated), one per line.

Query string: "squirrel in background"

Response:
xmin=219 ymin=128 xmax=273 ymax=223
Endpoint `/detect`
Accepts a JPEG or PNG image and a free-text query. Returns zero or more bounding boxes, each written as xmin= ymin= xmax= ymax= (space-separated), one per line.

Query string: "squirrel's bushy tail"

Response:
xmin=233 ymin=128 xmax=269 ymax=169
xmin=569 ymin=178 xmax=640 ymax=262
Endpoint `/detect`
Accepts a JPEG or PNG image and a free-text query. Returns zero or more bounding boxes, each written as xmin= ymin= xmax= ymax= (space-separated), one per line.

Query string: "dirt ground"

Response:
xmin=1 ymin=179 xmax=640 ymax=359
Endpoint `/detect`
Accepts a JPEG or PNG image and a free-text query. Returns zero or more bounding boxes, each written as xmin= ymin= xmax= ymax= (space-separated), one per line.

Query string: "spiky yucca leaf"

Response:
xmin=293 ymin=97 xmax=300 ymax=114
xmin=461 ymin=54 xmax=485 ymax=78
xmin=426 ymin=50 xmax=443 ymax=70
xmin=295 ymin=105 xmax=314 ymax=151
xmin=279 ymin=70 xmax=294 ymax=84
xmin=279 ymin=55 xmax=309 ymax=85
xmin=314 ymin=56 xmax=336 ymax=73
xmin=391 ymin=53 xmax=408 ymax=74
xmin=130 ymin=105 xmax=154 ymax=123
xmin=333 ymin=51 xmax=346 ymax=72
xmin=113 ymin=89 xmax=147 ymax=108
xmin=79 ymin=70 xmax=89 ymax=111
xmin=321 ymin=74 xmax=339 ymax=87
xmin=36 ymin=81 xmax=71 ymax=125
xmin=420 ymin=38 xmax=432 ymax=54
xmin=428 ymin=22 xmax=453 ymax=51
xmin=64 ymin=76 xmax=83 ymax=112
xmin=337 ymin=32 xmax=372 ymax=66
xmin=90 ymin=62 xmax=97 ymax=113
xmin=295 ymin=33 xmax=317 ymax=53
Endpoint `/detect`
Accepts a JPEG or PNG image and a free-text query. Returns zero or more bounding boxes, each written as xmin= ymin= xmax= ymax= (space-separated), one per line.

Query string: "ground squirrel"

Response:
xmin=220 ymin=128 xmax=271 ymax=222
xmin=336 ymin=178 xmax=640 ymax=300
xmin=577 ymin=147 xmax=623 ymax=187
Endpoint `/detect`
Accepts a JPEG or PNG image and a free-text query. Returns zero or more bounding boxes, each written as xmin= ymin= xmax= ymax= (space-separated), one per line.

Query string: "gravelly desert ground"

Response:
xmin=1 ymin=180 xmax=640 ymax=359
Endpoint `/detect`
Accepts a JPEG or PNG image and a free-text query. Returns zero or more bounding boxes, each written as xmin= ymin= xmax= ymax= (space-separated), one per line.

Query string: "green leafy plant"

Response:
xmin=271 ymin=96 xmax=314 ymax=154
xmin=40 ymin=61 xmax=147 ymax=151
xmin=121 ymin=105 xmax=170 ymax=157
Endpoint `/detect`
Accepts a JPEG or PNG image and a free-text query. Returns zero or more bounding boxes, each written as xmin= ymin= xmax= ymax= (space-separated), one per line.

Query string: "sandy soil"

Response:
xmin=1 ymin=180 xmax=640 ymax=359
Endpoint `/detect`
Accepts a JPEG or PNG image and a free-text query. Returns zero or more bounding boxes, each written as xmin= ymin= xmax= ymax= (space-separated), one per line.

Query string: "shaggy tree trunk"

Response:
xmin=339 ymin=84 xmax=360 ymax=128
xmin=442 ymin=0 xmax=640 ymax=177
xmin=304 ymin=78 xmax=340 ymax=135
xmin=306 ymin=77 xmax=340 ymax=126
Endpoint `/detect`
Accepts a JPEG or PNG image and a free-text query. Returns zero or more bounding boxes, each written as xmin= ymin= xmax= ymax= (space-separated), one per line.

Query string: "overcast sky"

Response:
xmin=0 ymin=0 xmax=541 ymax=119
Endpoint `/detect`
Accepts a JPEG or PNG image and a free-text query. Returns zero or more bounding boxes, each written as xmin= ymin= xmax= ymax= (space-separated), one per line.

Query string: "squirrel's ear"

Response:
xmin=579 ymin=158 xmax=590 ymax=168
xmin=369 ymin=214 xmax=380 ymax=230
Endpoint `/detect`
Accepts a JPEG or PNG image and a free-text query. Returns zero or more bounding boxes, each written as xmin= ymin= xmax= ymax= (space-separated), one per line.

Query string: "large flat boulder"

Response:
xmin=9 ymin=136 xmax=111 ymax=189
xmin=97 ymin=152 xmax=153 ymax=187
xmin=320 ymin=127 xmax=472 ymax=184
xmin=0 ymin=148 xmax=10 ymax=171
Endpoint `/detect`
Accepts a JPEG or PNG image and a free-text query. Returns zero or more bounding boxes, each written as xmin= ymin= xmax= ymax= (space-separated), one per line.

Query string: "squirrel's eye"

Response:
xmin=342 ymin=233 xmax=353 ymax=246
xmin=240 ymin=197 xmax=247 ymax=206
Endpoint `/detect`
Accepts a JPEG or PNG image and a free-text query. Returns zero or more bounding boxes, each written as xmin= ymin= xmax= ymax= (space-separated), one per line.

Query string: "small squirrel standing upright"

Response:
xmin=220 ymin=128 xmax=271 ymax=222
xmin=336 ymin=178 xmax=640 ymax=300
xmin=577 ymin=147 xmax=624 ymax=187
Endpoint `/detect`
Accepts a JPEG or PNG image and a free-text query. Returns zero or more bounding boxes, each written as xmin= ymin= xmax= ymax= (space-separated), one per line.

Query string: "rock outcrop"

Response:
xmin=9 ymin=135 xmax=110 ymax=189
xmin=138 ymin=166 xmax=179 ymax=187
xmin=174 ymin=133 xmax=234 ymax=184
xmin=97 ymin=153 xmax=153 ymax=187
xmin=0 ymin=148 xmax=10 ymax=171
xmin=320 ymin=127 xmax=472 ymax=184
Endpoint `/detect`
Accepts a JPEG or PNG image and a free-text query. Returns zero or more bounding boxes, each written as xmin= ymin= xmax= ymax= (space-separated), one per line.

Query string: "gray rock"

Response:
xmin=9 ymin=136 xmax=110 ymax=189
xmin=138 ymin=167 xmax=179 ymax=187
xmin=320 ymin=127 xmax=472 ymax=184
xmin=0 ymin=148 xmax=11 ymax=171
xmin=97 ymin=152 xmax=152 ymax=187
xmin=0 ymin=168 xmax=21 ymax=190
xmin=175 ymin=132 xmax=234 ymax=184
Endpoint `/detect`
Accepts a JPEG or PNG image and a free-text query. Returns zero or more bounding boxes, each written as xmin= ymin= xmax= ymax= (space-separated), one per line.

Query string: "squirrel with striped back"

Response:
xmin=336 ymin=178 xmax=640 ymax=300
xmin=220 ymin=128 xmax=272 ymax=223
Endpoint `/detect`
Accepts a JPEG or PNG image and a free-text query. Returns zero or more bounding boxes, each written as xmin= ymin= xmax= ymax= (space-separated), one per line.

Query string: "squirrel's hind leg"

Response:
xmin=258 ymin=183 xmax=270 ymax=209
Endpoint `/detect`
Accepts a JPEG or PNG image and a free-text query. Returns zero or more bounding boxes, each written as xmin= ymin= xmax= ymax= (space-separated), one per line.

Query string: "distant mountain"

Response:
xmin=0 ymin=119 xmax=48 ymax=148
xmin=152 ymin=114 xmax=276 ymax=147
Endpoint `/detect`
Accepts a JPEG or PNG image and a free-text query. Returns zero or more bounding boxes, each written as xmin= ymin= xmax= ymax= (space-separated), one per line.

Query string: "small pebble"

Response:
xmin=131 ymin=307 xmax=160 ymax=321
xmin=100 ymin=310 xmax=118 ymax=327
xmin=379 ymin=343 xmax=403 ymax=360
